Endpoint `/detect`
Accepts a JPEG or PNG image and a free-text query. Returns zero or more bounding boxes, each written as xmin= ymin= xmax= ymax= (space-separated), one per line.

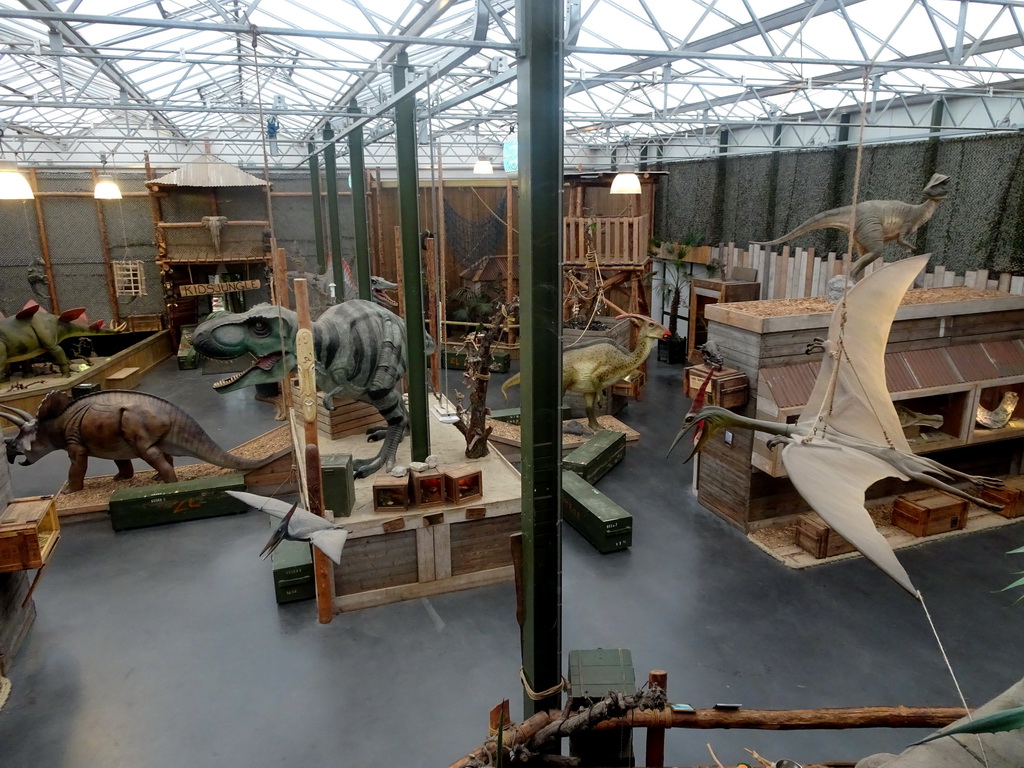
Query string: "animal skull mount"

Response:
xmin=201 ymin=216 xmax=229 ymax=256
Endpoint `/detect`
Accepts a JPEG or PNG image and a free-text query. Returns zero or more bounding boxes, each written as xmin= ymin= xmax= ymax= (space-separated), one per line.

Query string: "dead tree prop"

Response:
xmin=453 ymin=301 xmax=518 ymax=460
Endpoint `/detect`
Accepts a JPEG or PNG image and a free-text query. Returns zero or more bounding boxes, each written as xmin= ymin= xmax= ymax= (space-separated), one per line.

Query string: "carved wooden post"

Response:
xmin=645 ymin=670 xmax=667 ymax=767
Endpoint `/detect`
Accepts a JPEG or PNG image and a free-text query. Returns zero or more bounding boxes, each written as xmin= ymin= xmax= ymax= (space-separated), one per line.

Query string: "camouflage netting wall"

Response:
xmin=0 ymin=169 xmax=346 ymax=322
xmin=655 ymin=133 xmax=1024 ymax=274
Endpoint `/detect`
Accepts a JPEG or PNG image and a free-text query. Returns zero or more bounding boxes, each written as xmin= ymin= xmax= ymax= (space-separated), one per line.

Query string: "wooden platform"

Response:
xmin=485 ymin=415 xmax=640 ymax=449
xmin=291 ymin=405 xmax=523 ymax=613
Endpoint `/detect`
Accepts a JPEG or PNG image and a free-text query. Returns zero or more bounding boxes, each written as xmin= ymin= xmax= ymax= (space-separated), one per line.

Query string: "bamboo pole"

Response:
xmin=424 ymin=235 xmax=440 ymax=392
xmin=294 ymin=278 xmax=334 ymax=625
xmin=91 ymin=169 xmax=121 ymax=324
xmin=373 ymin=168 xmax=384 ymax=279
xmin=394 ymin=226 xmax=405 ymax=318
xmin=506 ymin=177 xmax=514 ymax=304
xmin=28 ymin=170 xmax=59 ymax=313
xmin=272 ymin=247 xmax=290 ymax=310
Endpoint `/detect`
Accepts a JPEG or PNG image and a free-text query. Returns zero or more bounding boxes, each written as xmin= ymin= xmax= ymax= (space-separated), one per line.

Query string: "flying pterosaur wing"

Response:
xmin=783 ymin=441 xmax=917 ymax=597
xmin=800 ymin=255 xmax=929 ymax=451
xmin=228 ymin=490 xmax=348 ymax=564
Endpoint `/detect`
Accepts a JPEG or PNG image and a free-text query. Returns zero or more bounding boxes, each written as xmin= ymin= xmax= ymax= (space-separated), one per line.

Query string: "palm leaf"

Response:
xmin=911 ymin=705 xmax=1024 ymax=746
xmin=1000 ymin=574 xmax=1024 ymax=591
xmin=1008 ymin=544 xmax=1024 ymax=554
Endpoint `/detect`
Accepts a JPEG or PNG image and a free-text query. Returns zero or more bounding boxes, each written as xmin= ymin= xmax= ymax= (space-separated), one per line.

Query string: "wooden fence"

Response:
xmin=713 ymin=242 xmax=1024 ymax=301
xmin=564 ymin=214 xmax=649 ymax=266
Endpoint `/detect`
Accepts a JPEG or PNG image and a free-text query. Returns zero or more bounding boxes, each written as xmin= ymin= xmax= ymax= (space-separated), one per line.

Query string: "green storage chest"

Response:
xmin=561 ymin=471 xmax=632 ymax=553
xmin=270 ymin=522 xmax=315 ymax=604
xmin=322 ymin=453 xmax=355 ymax=517
xmin=568 ymin=648 xmax=636 ymax=766
xmin=108 ymin=474 xmax=247 ymax=531
xmin=563 ymin=429 xmax=625 ymax=485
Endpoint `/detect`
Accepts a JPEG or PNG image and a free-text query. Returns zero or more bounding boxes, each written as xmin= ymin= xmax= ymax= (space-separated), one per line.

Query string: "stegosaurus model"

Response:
xmin=755 ymin=173 xmax=950 ymax=278
xmin=192 ymin=300 xmax=434 ymax=478
xmin=0 ymin=390 xmax=274 ymax=492
xmin=0 ymin=301 xmax=127 ymax=378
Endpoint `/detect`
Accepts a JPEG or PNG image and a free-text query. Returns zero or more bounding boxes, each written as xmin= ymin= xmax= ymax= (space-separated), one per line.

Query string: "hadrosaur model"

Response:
xmin=0 ymin=301 xmax=126 ymax=378
xmin=228 ymin=490 xmax=348 ymax=565
xmin=192 ymin=300 xmax=434 ymax=478
xmin=755 ymin=173 xmax=950 ymax=278
xmin=669 ymin=255 xmax=1003 ymax=597
xmin=502 ymin=313 xmax=670 ymax=431
xmin=0 ymin=390 xmax=274 ymax=492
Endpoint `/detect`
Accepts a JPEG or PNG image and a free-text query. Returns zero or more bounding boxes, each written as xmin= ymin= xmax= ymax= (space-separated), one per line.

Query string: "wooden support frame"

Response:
xmin=28 ymin=169 xmax=59 ymax=313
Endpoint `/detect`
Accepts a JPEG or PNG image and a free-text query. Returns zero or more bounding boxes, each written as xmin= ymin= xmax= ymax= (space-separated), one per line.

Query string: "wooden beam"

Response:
xmin=92 ymin=168 xmax=121 ymax=324
xmin=28 ymin=169 xmax=59 ymax=313
xmin=272 ymin=247 xmax=289 ymax=310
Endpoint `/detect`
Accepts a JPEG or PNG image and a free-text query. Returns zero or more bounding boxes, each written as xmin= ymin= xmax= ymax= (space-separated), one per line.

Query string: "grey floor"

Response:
xmin=2 ymin=356 xmax=1024 ymax=768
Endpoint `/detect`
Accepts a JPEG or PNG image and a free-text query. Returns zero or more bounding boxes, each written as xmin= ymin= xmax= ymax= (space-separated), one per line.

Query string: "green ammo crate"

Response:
xmin=108 ymin=474 xmax=247 ymax=531
xmin=568 ymin=648 xmax=636 ymax=767
xmin=563 ymin=429 xmax=625 ymax=485
xmin=270 ymin=522 xmax=315 ymax=604
xmin=71 ymin=383 xmax=101 ymax=399
xmin=561 ymin=471 xmax=632 ymax=553
xmin=322 ymin=453 xmax=356 ymax=518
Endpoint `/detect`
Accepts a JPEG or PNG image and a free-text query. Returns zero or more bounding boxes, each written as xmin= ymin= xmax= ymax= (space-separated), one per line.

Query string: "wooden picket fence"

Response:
xmin=713 ymin=242 xmax=1024 ymax=300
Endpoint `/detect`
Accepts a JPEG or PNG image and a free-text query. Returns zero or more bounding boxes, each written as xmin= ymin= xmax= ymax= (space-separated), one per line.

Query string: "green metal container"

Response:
xmin=563 ymin=429 xmax=625 ymax=485
xmin=108 ymin=474 xmax=247 ymax=531
xmin=568 ymin=648 xmax=636 ymax=766
xmin=270 ymin=522 xmax=315 ymax=604
xmin=561 ymin=471 xmax=632 ymax=553
xmin=71 ymin=383 xmax=101 ymax=399
xmin=322 ymin=453 xmax=355 ymax=518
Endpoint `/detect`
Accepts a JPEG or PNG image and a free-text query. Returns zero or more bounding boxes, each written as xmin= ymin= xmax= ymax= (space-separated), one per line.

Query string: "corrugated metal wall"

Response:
xmin=655 ymin=133 xmax=1024 ymax=274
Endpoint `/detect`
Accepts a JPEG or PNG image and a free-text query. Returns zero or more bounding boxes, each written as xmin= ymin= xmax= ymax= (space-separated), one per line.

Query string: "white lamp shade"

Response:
xmin=0 ymin=160 xmax=34 ymax=200
xmin=609 ymin=171 xmax=641 ymax=195
xmin=473 ymin=157 xmax=494 ymax=175
xmin=94 ymin=174 xmax=122 ymax=199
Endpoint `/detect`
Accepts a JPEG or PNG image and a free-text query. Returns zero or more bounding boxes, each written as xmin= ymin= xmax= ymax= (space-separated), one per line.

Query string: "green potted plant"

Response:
xmin=653 ymin=235 xmax=700 ymax=364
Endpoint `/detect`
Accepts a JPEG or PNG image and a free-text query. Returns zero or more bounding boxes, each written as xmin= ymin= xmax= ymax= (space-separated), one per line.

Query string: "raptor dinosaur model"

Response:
xmin=0 ymin=301 xmax=126 ymax=379
xmin=501 ymin=313 xmax=670 ymax=431
xmin=669 ymin=255 xmax=1002 ymax=597
xmin=192 ymin=300 xmax=434 ymax=478
xmin=755 ymin=173 xmax=950 ymax=278
xmin=0 ymin=390 xmax=274 ymax=492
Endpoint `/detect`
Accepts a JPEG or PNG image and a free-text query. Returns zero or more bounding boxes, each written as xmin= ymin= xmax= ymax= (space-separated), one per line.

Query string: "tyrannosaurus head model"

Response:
xmin=191 ymin=303 xmax=297 ymax=393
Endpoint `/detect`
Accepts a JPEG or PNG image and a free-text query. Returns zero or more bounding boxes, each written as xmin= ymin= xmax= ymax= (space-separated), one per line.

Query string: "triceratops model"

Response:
xmin=0 ymin=301 xmax=126 ymax=379
xmin=0 ymin=390 xmax=274 ymax=492
xmin=192 ymin=300 xmax=433 ymax=478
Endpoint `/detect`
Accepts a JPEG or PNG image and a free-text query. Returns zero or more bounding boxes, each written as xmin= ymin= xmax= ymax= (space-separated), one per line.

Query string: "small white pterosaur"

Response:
xmin=669 ymin=254 xmax=1003 ymax=597
xmin=227 ymin=490 xmax=349 ymax=565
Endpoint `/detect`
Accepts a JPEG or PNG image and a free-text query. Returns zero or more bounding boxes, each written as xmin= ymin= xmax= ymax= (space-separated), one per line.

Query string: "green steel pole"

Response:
xmin=307 ymin=138 xmax=326 ymax=273
xmin=348 ymin=102 xmax=372 ymax=301
xmin=518 ymin=0 xmax=563 ymax=718
xmin=323 ymin=123 xmax=344 ymax=300
xmin=394 ymin=52 xmax=429 ymax=461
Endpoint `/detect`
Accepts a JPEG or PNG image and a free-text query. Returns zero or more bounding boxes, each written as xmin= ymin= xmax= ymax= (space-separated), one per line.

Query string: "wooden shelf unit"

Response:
xmin=697 ymin=290 xmax=1024 ymax=530
xmin=687 ymin=278 xmax=761 ymax=362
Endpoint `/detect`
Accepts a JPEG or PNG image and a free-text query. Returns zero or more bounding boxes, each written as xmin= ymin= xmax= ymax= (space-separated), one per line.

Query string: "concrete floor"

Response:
xmin=2 ymin=355 xmax=1024 ymax=767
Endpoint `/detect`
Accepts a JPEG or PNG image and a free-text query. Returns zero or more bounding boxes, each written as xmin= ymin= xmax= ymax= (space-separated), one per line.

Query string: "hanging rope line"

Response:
xmin=249 ymin=24 xmax=276 ymax=240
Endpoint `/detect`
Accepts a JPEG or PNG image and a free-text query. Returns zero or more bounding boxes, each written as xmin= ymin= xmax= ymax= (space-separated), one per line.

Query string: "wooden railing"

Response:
xmin=564 ymin=214 xmax=650 ymax=266
xmin=713 ymin=242 xmax=1024 ymax=300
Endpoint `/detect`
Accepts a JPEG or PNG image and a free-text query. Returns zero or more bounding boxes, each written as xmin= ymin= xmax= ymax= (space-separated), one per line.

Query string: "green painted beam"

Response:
xmin=518 ymin=0 xmax=563 ymax=718
xmin=307 ymin=139 xmax=326 ymax=273
xmin=323 ymin=123 xmax=344 ymax=299
xmin=394 ymin=52 xmax=429 ymax=462
xmin=348 ymin=102 xmax=371 ymax=301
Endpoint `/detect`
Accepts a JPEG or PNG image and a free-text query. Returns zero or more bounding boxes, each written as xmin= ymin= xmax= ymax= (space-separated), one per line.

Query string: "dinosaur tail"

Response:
xmin=753 ymin=206 xmax=853 ymax=246
xmin=165 ymin=409 xmax=275 ymax=471
xmin=501 ymin=373 xmax=520 ymax=400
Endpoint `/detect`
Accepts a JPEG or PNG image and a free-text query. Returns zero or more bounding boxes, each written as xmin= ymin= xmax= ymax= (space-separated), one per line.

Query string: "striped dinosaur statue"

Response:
xmin=755 ymin=173 xmax=950 ymax=278
xmin=192 ymin=300 xmax=434 ymax=478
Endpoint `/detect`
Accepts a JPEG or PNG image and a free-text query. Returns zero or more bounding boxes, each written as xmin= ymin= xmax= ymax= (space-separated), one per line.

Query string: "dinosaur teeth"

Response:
xmin=212 ymin=353 xmax=283 ymax=389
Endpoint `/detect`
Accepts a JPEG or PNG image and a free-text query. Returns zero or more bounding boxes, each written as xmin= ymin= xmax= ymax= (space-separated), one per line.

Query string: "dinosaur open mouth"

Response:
xmin=213 ymin=352 xmax=283 ymax=390
xmin=373 ymin=287 xmax=398 ymax=307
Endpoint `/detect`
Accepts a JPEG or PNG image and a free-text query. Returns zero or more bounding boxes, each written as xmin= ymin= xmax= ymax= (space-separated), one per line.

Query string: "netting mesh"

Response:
xmin=658 ymin=133 xmax=1024 ymax=274
xmin=444 ymin=196 xmax=507 ymax=269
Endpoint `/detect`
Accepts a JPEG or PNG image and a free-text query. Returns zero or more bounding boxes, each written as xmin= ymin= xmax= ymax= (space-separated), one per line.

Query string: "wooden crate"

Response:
xmin=568 ymin=648 xmax=636 ymax=766
xmin=372 ymin=474 xmax=410 ymax=512
xmin=443 ymin=465 xmax=484 ymax=505
xmin=290 ymin=382 xmax=386 ymax=439
xmin=104 ymin=366 xmax=141 ymax=390
xmin=449 ymin=515 xmax=518 ymax=576
xmin=794 ymin=514 xmax=856 ymax=559
xmin=892 ymin=490 xmax=968 ymax=538
xmin=0 ymin=496 xmax=60 ymax=573
xmin=981 ymin=477 xmax=1024 ymax=519
xmin=685 ymin=364 xmax=749 ymax=409
xmin=561 ymin=471 xmax=632 ymax=553
xmin=126 ymin=314 xmax=164 ymax=332
xmin=411 ymin=469 xmax=445 ymax=508
xmin=322 ymin=453 xmax=356 ymax=517
xmin=108 ymin=474 xmax=247 ymax=531
xmin=563 ymin=429 xmax=625 ymax=485
xmin=334 ymin=528 xmax=419 ymax=596
xmin=0 ymin=570 xmax=36 ymax=675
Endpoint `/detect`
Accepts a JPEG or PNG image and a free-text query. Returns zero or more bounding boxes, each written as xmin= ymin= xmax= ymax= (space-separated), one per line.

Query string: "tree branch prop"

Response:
xmin=453 ymin=300 xmax=518 ymax=459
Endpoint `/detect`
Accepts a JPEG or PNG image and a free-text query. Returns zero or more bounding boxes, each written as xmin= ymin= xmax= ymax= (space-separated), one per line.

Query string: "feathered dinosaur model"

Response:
xmin=192 ymin=300 xmax=435 ymax=478
xmin=0 ymin=301 xmax=126 ymax=379
xmin=669 ymin=254 xmax=1003 ymax=597
xmin=755 ymin=173 xmax=950 ymax=278
xmin=0 ymin=390 xmax=274 ymax=492
xmin=502 ymin=313 xmax=670 ymax=431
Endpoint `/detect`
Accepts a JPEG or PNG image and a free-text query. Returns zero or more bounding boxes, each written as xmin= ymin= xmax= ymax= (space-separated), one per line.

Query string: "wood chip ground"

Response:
xmin=724 ymin=287 xmax=1008 ymax=318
